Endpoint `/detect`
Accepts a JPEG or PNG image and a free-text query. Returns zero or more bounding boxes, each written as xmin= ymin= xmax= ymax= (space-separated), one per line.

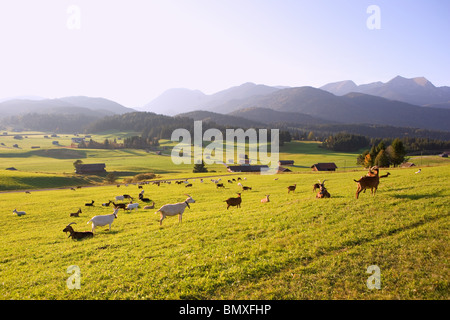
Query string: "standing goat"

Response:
xmin=225 ymin=193 xmax=242 ymax=209
xmin=63 ymin=223 xmax=93 ymax=240
xmin=87 ymin=208 xmax=118 ymax=233
xmin=287 ymin=184 xmax=296 ymax=193
xmin=155 ymin=194 xmax=195 ymax=226
xmin=354 ymin=166 xmax=381 ymax=199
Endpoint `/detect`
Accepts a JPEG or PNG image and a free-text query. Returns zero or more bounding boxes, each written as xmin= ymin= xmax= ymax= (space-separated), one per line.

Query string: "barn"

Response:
xmin=278 ymin=160 xmax=294 ymax=166
xmin=311 ymin=163 xmax=337 ymax=171
xmin=75 ymin=163 xmax=106 ymax=174
xmin=227 ymin=165 xmax=269 ymax=173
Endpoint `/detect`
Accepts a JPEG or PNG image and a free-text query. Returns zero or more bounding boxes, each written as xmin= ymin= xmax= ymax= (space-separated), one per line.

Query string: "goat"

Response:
xmin=102 ymin=200 xmax=112 ymax=207
xmin=143 ymin=202 xmax=155 ymax=209
xmin=313 ymin=182 xmax=320 ymax=192
xmin=63 ymin=223 xmax=93 ymax=240
xmin=287 ymin=184 xmax=296 ymax=193
xmin=242 ymin=186 xmax=252 ymax=191
xmin=216 ymin=183 xmax=225 ymax=188
xmin=315 ymin=180 xmax=330 ymax=198
xmin=115 ymin=195 xmax=124 ymax=201
xmin=126 ymin=202 xmax=139 ymax=212
xmin=155 ymin=194 xmax=195 ymax=226
xmin=224 ymin=193 xmax=242 ymax=209
xmin=85 ymin=200 xmax=95 ymax=207
xmin=139 ymin=193 xmax=151 ymax=202
xmin=112 ymin=202 xmax=127 ymax=210
xmin=123 ymin=194 xmax=133 ymax=201
xmin=415 ymin=169 xmax=421 ymax=174
xmin=70 ymin=208 xmax=82 ymax=217
xmin=185 ymin=183 xmax=193 ymax=187
xmin=261 ymin=195 xmax=270 ymax=203
xmin=12 ymin=209 xmax=26 ymax=216
xmin=354 ymin=166 xmax=381 ymax=199
xmin=87 ymin=208 xmax=118 ymax=233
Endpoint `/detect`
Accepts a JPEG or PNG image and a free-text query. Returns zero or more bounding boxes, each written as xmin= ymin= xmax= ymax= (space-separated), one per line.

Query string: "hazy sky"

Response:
xmin=0 ymin=0 xmax=449 ymax=108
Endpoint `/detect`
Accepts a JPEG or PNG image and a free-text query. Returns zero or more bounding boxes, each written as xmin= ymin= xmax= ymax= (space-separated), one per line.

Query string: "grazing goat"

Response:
xmin=112 ymin=202 xmax=127 ymax=210
xmin=287 ymin=184 xmax=296 ymax=193
xmin=242 ymin=186 xmax=252 ymax=191
xmin=115 ymin=195 xmax=125 ymax=201
xmin=87 ymin=208 xmax=118 ymax=233
xmin=63 ymin=223 xmax=93 ymax=240
xmin=261 ymin=195 xmax=270 ymax=203
xmin=155 ymin=195 xmax=195 ymax=226
xmin=185 ymin=183 xmax=193 ymax=187
xmin=70 ymin=208 xmax=82 ymax=217
xmin=12 ymin=209 xmax=26 ymax=216
xmin=354 ymin=166 xmax=381 ymax=199
xmin=126 ymin=202 xmax=139 ymax=212
xmin=216 ymin=183 xmax=225 ymax=188
xmin=85 ymin=200 xmax=95 ymax=207
xmin=315 ymin=180 xmax=330 ymax=199
xmin=123 ymin=194 xmax=133 ymax=201
xmin=225 ymin=193 xmax=242 ymax=209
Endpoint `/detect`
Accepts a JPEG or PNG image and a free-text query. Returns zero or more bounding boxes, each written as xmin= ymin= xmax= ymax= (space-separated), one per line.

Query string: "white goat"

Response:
xmin=13 ymin=209 xmax=26 ymax=216
xmin=115 ymin=195 xmax=125 ymax=201
xmin=126 ymin=203 xmax=139 ymax=212
xmin=87 ymin=208 xmax=118 ymax=233
xmin=155 ymin=194 xmax=195 ymax=226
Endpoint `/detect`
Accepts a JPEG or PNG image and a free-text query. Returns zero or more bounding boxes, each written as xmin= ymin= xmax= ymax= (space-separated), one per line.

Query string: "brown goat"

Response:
xmin=315 ymin=180 xmax=330 ymax=198
xmin=63 ymin=223 xmax=93 ymax=240
xmin=287 ymin=184 xmax=296 ymax=193
xmin=70 ymin=208 xmax=82 ymax=217
xmin=261 ymin=195 xmax=270 ymax=203
xmin=225 ymin=193 xmax=242 ymax=209
xmin=313 ymin=183 xmax=320 ymax=192
xmin=354 ymin=166 xmax=381 ymax=199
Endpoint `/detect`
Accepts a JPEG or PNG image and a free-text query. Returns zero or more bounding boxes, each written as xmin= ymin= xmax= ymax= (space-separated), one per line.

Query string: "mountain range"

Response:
xmin=1 ymin=76 xmax=449 ymax=132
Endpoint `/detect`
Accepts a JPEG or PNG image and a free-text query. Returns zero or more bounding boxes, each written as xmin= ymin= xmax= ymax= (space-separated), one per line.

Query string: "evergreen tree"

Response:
xmin=389 ymin=138 xmax=407 ymax=166
xmin=374 ymin=149 xmax=390 ymax=167
xmin=193 ymin=160 xmax=208 ymax=173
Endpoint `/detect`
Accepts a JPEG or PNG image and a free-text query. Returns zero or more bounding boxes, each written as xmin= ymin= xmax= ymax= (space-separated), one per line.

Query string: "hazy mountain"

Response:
xmin=140 ymin=82 xmax=281 ymax=115
xmin=0 ymin=96 xmax=134 ymax=118
xmin=139 ymin=88 xmax=207 ymax=115
xmin=229 ymin=107 xmax=332 ymax=126
xmin=176 ymin=110 xmax=266 ymax=128
xmin=207 ymin=86 xmax=450 ymax=131
xmin=320 ymin=76 xmax=450 ymax=106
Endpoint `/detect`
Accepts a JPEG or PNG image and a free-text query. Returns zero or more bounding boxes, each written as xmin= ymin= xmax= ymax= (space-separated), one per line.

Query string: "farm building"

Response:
xmin=277 ymin=166 xmax=292 ymax=173
xmin=71 ymin=137 xmax=85 ymax=143
xmin=75 ymin=163 xmax=106 ymax=174
xmin=278 ymin=160 xmax=294 ymax=166
xmin=311 ymin=163 xmax=337 ymax=171
xmin=227 ymin=165 xmax=269 ymax=173
xmin=400 ymin=162 xmax=416 ymax=168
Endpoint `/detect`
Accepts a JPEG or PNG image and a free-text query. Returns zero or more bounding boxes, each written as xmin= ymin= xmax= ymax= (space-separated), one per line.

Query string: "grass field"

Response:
xmin=0 ymin=164 xmax=448 ymax=299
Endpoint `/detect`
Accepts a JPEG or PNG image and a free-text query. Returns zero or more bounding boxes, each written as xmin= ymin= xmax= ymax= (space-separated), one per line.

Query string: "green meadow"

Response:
xmin=0 ymin=132 xmax=448 ymax=299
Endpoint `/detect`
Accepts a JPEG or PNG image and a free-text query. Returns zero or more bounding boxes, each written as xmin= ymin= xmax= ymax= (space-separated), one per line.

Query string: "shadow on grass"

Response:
xmin=390 ymin=190 xmax=445 ymax=200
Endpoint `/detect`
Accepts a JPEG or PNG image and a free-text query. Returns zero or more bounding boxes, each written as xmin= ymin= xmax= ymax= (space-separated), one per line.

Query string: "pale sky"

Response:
xmin=0 ymin=0 xmax=449 ymax=108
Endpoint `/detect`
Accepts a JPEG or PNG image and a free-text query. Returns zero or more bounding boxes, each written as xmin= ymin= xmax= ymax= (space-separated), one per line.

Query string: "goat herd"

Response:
xmin=12 ymin=166 xmax=389 ymax=241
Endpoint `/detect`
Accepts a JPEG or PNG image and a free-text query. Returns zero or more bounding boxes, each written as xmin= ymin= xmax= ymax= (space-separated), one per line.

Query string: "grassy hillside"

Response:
xmin=0 ymin=165 xmax=448 ymax=299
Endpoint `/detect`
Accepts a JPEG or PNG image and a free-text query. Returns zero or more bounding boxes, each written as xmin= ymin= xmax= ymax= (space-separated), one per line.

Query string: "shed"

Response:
xmin=277 ymin=166 xmax=292 ymax=173
xmin=278 ymin=160 xmax=294 ymax=166
xmin=75 ymin=163 xmax=106 ymax=174
xmin=400 ymin=162 xmax=416 ymax=168
xmin=227 ymin=165 xmax=269 ymax=173
xmin=311 ymin=163 xmax=337 ymax=171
